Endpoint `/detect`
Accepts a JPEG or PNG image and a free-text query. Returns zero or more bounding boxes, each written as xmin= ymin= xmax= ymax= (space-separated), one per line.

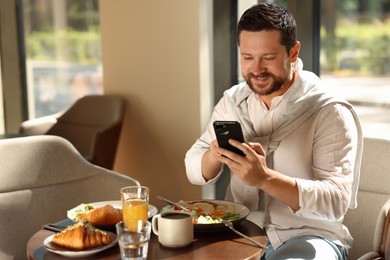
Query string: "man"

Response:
xmin=185 ymin=3 xmax=363 ymax=259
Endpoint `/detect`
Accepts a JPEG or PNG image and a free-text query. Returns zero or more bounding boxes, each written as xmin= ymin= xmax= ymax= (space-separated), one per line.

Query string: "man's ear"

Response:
xmin=290 ymin=41 xmax=301 ymax=62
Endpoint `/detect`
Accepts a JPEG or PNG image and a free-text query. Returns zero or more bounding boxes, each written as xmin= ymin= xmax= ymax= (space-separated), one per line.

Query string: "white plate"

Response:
xmin=88 ymin=200 xmax=158 ymax=219
xmin=67 ymin=201 xmax=158 ymax=232
xmin=67 ymin=200 xmax=158 ymax=220
xmin=43 ymin=232 xmax=117 ymax=258
xmin=162 ymin=199 xmax=250 ymax=232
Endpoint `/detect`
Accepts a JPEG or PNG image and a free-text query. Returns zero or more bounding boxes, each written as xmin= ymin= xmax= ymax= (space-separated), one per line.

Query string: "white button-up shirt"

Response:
xmin=185 ymin=68 xmax=362 ymax=250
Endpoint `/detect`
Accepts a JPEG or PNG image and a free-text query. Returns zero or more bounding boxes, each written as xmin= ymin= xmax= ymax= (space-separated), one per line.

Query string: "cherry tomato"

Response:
xmin=195 ymin=207 xmax=203 ymax=214
xmin=211 ymin=210 xmax=226 ymax=217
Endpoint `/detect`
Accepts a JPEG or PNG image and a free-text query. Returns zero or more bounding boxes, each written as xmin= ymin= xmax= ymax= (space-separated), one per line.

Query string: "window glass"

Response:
xmin=321 ymin=0 xmax=390 ymax=138
xmin=22 ymin=0 xmax=103 ymax=118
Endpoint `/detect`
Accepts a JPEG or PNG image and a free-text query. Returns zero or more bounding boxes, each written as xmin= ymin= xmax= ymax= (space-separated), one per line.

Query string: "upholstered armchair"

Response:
xmin=0 ymin=135 xmax=139 ymax=260
xmin=19 ymin=95 xmax=125 ymax=170
xmin=356 ymin=198 xmax=390 ymax=260
xmin=343 ymin=137 xmax=390 ymax=259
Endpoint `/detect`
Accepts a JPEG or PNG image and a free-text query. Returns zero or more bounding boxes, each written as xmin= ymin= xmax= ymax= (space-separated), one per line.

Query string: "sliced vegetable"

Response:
xmin=221 ymin=212 xmax=241 ymax=221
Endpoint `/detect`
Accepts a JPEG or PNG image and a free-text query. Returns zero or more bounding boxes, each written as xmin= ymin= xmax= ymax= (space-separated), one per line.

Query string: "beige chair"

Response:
xmin=19 ymin=94 xmax=125 ymax=170
xmin=0 ymin=135 xmax=139 ymax=260
xmin=343 ymin=137 xmax=390 ymax=259
xmin=356 ymin=198 xmax=390 ymax=260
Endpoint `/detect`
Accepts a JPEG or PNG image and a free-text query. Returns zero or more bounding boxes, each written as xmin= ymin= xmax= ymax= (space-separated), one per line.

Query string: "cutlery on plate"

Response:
xmin=222 ymin=220 xmax=267 ymax=249
xmin=42 ymin=224 xmax=67 ymax=232
xmin=155 ymin=195 xmax=191 ymax=212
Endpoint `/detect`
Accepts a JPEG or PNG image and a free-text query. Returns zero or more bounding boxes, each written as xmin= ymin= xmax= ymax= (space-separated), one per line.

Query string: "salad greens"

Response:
xmin=195 ymin=212 xmax=240 ymax=224
xmin=67 ymin=203 xmax=95 ymax=221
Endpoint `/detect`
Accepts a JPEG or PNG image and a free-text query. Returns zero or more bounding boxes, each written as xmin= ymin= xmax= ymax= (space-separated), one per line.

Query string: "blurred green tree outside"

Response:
xmin=321 ymin=0 xmax=390 ymax=75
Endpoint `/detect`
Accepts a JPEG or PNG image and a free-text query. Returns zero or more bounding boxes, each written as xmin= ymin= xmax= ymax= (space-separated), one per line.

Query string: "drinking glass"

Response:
xmin=116 ymin=220 xmax=151 ymax=260
xmin=121 ymin=186 xmax=149 ymax=231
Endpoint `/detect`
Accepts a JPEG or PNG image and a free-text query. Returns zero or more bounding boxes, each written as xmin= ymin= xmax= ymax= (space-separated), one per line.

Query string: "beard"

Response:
xmin=243 ymin=71 xmax=289 ymax=96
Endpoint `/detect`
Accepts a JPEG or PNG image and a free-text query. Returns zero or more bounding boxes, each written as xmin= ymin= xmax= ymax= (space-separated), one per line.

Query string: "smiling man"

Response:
xmin=240 ymin=29 xmax=298 ymax=107
xmin=185 ymin=3 xmax=363 ymax=260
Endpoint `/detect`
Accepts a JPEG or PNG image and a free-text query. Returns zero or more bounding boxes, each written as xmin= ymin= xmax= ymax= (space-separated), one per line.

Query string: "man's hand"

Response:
xmin=201 ymin=140 xmax=224 ymax=181
xmin=216 ymin=139 xmax=300 ymax=211
xmin=216 ymin=139 xmax=269 ymax=188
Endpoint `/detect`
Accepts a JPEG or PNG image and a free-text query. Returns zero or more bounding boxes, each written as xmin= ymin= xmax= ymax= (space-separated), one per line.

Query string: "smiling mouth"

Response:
xmin=252 ymin=75 xmax=270 ymax=84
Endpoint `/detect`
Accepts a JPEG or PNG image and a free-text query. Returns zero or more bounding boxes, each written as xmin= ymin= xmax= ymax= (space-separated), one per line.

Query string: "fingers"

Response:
xmin=215 ymin=139 xmax=245 ymax=159
xmin=210 ymin=140 xmax=219 ymax=150
xmin=211 ymin=140 xmax=270 ymax=188
xmin=226 ymin=139 xmax=265 ymax=158
xmin=248 ymin=142 xmax=265 ymax=156
xmin=212 ymin=140 xmax=223 ymax=152
xmin=214 ymin=139 xmax=266 ymax=164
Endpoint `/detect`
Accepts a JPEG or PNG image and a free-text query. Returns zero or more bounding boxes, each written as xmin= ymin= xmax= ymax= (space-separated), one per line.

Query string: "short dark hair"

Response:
xmin=237 ymin=3 xmax=296 ymax=54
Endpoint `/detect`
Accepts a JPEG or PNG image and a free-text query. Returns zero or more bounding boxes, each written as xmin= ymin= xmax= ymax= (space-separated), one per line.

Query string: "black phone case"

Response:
xmin=213 ymin=121 xmax=245 ymax=156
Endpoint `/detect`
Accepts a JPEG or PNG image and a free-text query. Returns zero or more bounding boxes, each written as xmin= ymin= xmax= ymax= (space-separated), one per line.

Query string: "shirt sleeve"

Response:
xmin=295 ymin=103 xmax=359 ymax=221
xmin=184 ymin=92 xmax=238 ymax=185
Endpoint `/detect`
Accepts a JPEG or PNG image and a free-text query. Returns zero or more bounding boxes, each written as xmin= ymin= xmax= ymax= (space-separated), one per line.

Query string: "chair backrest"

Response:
xmin=46 ymin=95 xmax=125 ymax=169
xmin=375 ymin=199 xmax=390 ymax=257
xmin=343 ymin=137 xmax=390 ymax=259
xmin=0 ymin=135 xmax=139 ymax=260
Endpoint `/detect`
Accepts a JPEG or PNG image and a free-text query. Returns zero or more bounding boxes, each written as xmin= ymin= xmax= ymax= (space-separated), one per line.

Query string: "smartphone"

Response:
xmin=213 ymin=121 xmax=245 ymax=156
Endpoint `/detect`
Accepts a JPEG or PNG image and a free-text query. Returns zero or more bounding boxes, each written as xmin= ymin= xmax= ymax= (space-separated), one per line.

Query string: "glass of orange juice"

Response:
xmin=121 ymin=186 xmax=149 ymax=231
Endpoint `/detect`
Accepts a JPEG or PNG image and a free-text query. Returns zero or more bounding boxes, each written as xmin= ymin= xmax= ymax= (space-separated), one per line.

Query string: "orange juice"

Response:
xmin=122 ymin=199 xmax=148 ymax=231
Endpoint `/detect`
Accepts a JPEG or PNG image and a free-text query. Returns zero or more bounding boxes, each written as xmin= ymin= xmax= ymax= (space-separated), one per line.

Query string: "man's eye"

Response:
xmin=264 ymin=56 xmax=276 ymax=61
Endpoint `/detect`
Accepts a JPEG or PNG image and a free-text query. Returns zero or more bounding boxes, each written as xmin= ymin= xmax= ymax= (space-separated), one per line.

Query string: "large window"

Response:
xmin=320 ymin=0 xmax=390 ymax=139
xmin=21 ymin=0 xmax=103 ymax=119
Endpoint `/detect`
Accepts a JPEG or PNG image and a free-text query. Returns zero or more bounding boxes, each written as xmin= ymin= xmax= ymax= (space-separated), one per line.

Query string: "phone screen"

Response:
xmin=213 ymin=121 xmax=245 ymax=156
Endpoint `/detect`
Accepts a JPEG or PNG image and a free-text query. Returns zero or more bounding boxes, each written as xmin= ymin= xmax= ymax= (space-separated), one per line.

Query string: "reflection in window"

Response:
xmin=21 ymin=0 xmax=103 ymax=118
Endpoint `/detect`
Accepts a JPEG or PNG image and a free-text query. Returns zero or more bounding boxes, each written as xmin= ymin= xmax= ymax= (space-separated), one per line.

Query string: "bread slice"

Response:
xmin=191 ymin=202 xmax=215 ymax=214
xmin=215 ymin=202 xmax=235 ymax=212
xmin=52 ymin=219 xmax=112 ymax=250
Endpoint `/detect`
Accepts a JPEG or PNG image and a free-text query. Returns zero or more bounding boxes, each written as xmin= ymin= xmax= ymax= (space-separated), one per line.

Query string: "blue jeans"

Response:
xmin=261 ymin=235 xmax=348 ymax=260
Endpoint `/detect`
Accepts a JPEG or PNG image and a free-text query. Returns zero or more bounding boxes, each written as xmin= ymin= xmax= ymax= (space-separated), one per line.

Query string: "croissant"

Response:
xmin=77 ymin=204 xmax=122 ymax=225
xmin=52 ymin=219 xmax=112 ymax=250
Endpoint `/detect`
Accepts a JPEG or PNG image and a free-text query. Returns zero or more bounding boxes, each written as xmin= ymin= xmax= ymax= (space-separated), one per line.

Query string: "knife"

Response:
xmin=156 ymin=195 xmax=191 ymax=212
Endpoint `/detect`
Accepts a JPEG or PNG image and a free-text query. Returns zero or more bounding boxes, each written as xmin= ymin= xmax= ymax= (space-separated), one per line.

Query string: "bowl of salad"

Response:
xmin=160 ymin=199 xmax=250 ymax=232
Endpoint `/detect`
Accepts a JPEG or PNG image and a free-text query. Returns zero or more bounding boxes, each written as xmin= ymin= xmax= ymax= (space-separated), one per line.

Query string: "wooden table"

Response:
xmin=27 ymin=219 xmax=266 ymax=259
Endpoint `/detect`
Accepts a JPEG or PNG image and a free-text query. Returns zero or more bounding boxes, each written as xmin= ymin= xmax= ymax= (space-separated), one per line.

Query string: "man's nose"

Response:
xmin=251 ymin=59 xmax=266 ymax=75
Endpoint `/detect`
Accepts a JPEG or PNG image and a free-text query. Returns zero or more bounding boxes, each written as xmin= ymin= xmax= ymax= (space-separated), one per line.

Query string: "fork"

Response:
xmin=222 ymin=220 xmax=267 ymax=249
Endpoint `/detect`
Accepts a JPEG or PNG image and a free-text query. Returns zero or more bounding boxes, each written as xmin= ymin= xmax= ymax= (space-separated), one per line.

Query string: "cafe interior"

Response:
xmin=1 ymin=0 xmax=390 ymax=259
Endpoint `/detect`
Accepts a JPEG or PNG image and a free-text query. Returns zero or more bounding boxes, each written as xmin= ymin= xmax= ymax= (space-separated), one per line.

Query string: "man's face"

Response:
xmin=239 ymin=30 xmax=296 ymax=97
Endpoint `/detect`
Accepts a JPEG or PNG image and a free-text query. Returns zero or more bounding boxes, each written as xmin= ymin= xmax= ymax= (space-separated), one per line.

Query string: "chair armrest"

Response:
xmin=19 ymin=115 xmax=58 ymax=135
xmin=379 ymin=203 xmax=390 ymax=257
xmin=385 ymin=209 xmax=390 ymax=258
xmin=356 ymin=252 xmax=382 ymax=260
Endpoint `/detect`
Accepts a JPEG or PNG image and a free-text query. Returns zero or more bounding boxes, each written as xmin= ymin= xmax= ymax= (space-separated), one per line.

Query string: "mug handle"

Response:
xmin=151 ymin=214 xmax=160 ymax=235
